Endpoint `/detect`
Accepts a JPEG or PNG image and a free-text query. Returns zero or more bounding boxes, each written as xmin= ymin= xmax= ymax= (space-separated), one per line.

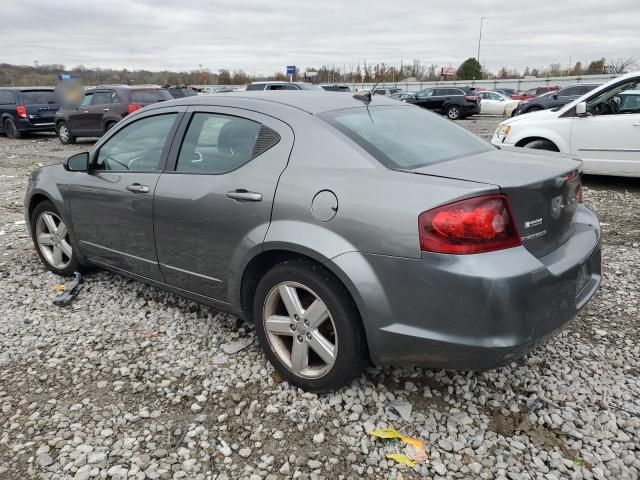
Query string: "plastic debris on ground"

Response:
xmin=368 ymin=427 xmax=429 ymax=467
xmin=388 ymin=398 xmax=412 ymax=421
xmin=220 ymin=337 xmax=253 ymax=354
xmin=53 ymin=272 xmax=84 ymax=307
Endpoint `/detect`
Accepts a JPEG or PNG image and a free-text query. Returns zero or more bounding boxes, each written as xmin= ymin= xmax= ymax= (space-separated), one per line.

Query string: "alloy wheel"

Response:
xmin=36 ymin=211 xmax=72 ymax=269
xmin=262 ymin=281 xmax=337 ymax=379
xmin=58 ymin=124 xmax=69 ymax=142
xmin=447 ymin=106 xmax=461 ymax=120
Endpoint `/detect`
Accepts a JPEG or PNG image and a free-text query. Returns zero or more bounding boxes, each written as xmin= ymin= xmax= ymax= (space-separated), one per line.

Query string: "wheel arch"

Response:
xmin=514 ymin=136 xmax=561 ymax=151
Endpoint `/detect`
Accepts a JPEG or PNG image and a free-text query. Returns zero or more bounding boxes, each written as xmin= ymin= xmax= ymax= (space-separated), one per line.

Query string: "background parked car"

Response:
xmin=477 ymin=91 xmax=519 ymax=116
xmin=246 ymin=81 xmax=323 ymax=91
xmin=167 ymin=87 xmax=198 ymax=98
xmin=494 ymin=88 xmax=517 ymax=98
xmin=320 ymin=84 xmax=351 ymax=92
xmin=511 ymin=85 xmax=560 ymax=101
xmin=404 ymin=86 xmax=480 ymax=119
xmin=0 ymin=87 xmax=59 ymax=138
xmin=513 ymin=83 xmax=600 ymax=116
xmin=492 ymin=72 xmax=640 ymax=177
xmin=373 ymin=87 xmax=402 ymax=96
xmin=54 ymin=85 xmax=172 ymax=144
xmin=390 ymin=91 xmax=416 ymax=101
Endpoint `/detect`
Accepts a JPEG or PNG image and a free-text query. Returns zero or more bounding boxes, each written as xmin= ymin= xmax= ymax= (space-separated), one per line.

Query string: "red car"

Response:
xmin=511 ymin=85 xmax=560 ymax=101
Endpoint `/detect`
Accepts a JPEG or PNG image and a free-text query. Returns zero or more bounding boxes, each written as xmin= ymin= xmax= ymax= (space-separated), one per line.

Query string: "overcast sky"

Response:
xmin=2 ymin=0 xmax=638 ymax=75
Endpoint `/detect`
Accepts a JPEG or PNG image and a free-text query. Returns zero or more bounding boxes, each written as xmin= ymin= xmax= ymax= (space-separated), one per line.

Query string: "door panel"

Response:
xmin=69 ymin=110 xmax=182 ymax=279
xmin=570 ymin=113 xmax=640 ymax=176
xmin=70 ymin=93 xmax=94 ymax=132
xmin=154 ymin=107 xmax=294 ymax=301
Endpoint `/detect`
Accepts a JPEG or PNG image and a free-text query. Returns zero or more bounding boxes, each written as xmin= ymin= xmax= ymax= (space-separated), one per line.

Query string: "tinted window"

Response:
xmin=81 ymin=93 xmax=93 ymax=106
xmin=169 ymin=89 xmax=186 ymax=98
xmin=246 ymin=84 xmax=265 ymax=91
xmin=92 ymin=91 xmax=113 ymax=105
xmin=416 ymin=89 xmax=433 ymax=98
xmin=296 ymin=83 xmax=323 ymax=91
xmin=95 ymin=114 xmax=177 ymax=172
xmin=374 ymin=89 xmax=386 ymax=95
xmin=268 ymin=84 xmax=298 ymax=90
xmin=177 ymin=113 xmax=274 ymax=174
xmin=559 ymin=86 xmax=580 ymax=96
xmin=432 ymin=89 xmax=446 ymax=96
xmin=0 ymin=91 xmax=14 ymax=104
xmin=130 ymin=89 xmax=172 ymax=104
xmin=321 ymin=106 xmax=492 ymax=169
xmin=21 ymin=90 xmax=56 ymax=105
xmin=111 ymin=91 xmax=120 ymax=103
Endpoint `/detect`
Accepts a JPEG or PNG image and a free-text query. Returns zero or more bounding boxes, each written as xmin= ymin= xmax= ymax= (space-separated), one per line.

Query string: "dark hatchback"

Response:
xmin=0 ymin=87 xmax=59 ymax=138
xmin=55 ymin=85 xmax=172 ymax=144
xmin=513 ymin=83 xmax=600 ymax=116
xmin=403 ymin=87 xmax=480 ymax=119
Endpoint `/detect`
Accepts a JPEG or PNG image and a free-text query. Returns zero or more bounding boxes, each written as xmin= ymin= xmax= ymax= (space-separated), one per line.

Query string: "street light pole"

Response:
xmin=477 ymin=16 xmax=486 ymax=65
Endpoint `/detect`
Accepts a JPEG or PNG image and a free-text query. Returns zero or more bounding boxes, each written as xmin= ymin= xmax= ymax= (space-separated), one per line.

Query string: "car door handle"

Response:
xmin=103 ymin=108 xmax=110 ymax=112
xmin=226 ymin=189 xmax=262 ymax=202
xmin=126 ymin=183 xmax=150 ymax=193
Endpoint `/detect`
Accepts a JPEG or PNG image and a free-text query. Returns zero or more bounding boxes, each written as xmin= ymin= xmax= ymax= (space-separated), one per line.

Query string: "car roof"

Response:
xmin=147 ymin=91 xmax=402 ymax=115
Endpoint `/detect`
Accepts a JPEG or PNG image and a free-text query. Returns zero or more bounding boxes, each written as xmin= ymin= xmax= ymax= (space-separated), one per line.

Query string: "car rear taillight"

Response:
xmin=566 ymin=170 xmax=584 ymax=203
xmin=465 ymin=95 xmax=478 ymax=102
xmin=419 ymin=195 xmax=521 ymax=254
xmin=577 ymin=175 xmax=584 ymax=203
xmin=16 ymin=105 xmax=27 ymax=118
xmin=128 ymin=104 xmax=142 ymax=114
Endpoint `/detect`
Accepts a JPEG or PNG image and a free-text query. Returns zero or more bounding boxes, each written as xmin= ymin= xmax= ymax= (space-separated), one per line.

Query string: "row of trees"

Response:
xmin=0 ymin=57 xmax=636 ymax=86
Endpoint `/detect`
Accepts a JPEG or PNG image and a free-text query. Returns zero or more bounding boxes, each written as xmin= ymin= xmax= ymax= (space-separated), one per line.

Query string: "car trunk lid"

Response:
xmin=410 ymin=149 xmax=582 ymax=257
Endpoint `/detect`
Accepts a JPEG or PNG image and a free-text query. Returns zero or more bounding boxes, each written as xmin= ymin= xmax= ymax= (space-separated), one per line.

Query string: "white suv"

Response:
xmin=491 ymin=71 xmax=640 ymax=177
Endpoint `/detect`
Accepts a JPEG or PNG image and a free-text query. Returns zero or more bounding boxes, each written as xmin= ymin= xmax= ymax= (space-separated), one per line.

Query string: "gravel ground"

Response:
xmin=1 ymin=119 xmax=639 ymax=480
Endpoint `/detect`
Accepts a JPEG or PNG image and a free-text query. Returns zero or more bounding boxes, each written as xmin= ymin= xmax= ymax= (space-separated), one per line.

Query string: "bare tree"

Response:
xmin=608 ymin=57 xmax=637 ymax=74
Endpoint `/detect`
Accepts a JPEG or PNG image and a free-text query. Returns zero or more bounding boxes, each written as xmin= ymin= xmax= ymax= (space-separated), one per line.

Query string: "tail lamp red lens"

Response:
xmin=16 ymin=105 xmax=27 ymax=118
xmin=127 ymin=104 xmax=142 ymax=114
xmin=419 ymin=195 xmax=521 ymax=254
xmin=577 ymin=174 xmax=584 ymax=203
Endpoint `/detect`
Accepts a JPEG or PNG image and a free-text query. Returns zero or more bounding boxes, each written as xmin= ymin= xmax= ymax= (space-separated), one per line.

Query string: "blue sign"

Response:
xmin=286 ymin=65 xmax=296 ymax=76
xmin=57 ymin=73 xmax=76 ymax=80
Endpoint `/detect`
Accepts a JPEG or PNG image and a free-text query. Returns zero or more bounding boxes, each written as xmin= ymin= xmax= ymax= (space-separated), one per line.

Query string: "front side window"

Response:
xmin=321 ymin=106 xmax=492 ymax=170
xmin=176 ymin=113 xmax=279 ymax=174
xmin=587 ymin=79 xmax=640 ymax=116
xmin=92 ymin=91 xmax=113 ymax=105
xmin=94 ymin=114 xmax=177 ymax=172
xmin=559 ymin=86 xmax=580 ymax=96
xmin=81 ymin=93 xmax=94 ymax=106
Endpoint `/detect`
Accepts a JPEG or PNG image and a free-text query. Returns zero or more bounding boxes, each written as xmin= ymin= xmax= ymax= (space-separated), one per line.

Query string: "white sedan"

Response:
xmin=491 ymin=71 xmax=640 ymax=177
xmin=478 ymin=91 xmax=520 ymax=116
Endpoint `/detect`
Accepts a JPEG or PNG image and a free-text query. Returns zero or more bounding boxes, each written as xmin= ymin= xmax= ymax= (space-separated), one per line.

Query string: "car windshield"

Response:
xmin=130 ymin=89 xmax=172 ymax=103
xmin=320 ymin=105 xmax=492 ymax=169
xmin=21 ymin=90 xmax=57 ymax=104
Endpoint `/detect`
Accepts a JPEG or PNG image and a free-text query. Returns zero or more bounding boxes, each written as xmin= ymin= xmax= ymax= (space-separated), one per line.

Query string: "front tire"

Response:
xmin=522 ymin=139 xmax=558 ymax=151
xmin=445 ymin=105 xmax=462 ymax=120
xmin=4 ymin=118 xmax=21 ymax=139
xmin=253 ymin=260 xmax=367 ymax=391
xmin=30 ymin=200 xmax=80 ymax=276
xmin=57 ymin=121 xmax=76 ymax=144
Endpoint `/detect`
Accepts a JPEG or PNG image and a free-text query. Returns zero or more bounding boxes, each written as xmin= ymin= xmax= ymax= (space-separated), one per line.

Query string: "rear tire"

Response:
xmin=104 ymin=121 xmax=116 ymax=134
xmin=522 ymin=139 xmax=558 ymax=151
xmin=57 ymin=121 xmax=76 ymax=145
xmin=30 ymin=200 xmax=80 ymax=277
xmin=253 ymin=259 xmax=367 ymax=391
xmin=445 ymin=105 xmax=462 ymax=120
xmin=4 ymin=118 xmax=21 ymax=139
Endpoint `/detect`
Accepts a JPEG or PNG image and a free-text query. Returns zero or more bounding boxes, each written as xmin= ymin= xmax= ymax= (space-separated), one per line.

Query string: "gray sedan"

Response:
xmin=24 ymin=92 xmax=602 ymax=391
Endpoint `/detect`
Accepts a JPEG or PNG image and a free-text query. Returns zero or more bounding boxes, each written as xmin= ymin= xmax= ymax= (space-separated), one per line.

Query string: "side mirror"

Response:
xmin=575 ymin=102 xmax=588 ymax=117
xmin=63 ymin=152 xmax=89 ymax=172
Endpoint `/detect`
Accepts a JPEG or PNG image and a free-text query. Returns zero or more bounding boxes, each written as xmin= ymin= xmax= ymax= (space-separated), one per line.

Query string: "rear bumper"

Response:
xmin=462 ymin=104 xmax=481 ymax=116
xmin=17 ymin=117 xmax=56 ymax=132
xmin=329 ymin=205 xmax=601 ymax=369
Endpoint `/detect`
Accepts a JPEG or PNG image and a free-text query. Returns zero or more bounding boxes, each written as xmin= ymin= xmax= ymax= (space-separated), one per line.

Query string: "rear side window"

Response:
xmin=268 ymin=84 xmax=298 ymax=90
xmin=92 ymin=91 xmax=113 ymax=105
xmin=95 ymin=113 xmax=177 ymax=172
xmin=176 ymin=113 xmax=279 ymax=174
xmin=321 ymin=106 xmax=492 ymax=170
xmin=130 ymin=89 xmax=172 ymax=103
xmin=0 ymin=91 xmax=14 ymax=104
xmin=20 ymin=90 xmax=56 ymax=105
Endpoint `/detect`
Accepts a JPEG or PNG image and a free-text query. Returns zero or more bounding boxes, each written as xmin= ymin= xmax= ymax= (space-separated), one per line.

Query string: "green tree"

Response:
xmin=456 ymin=58 xmax=482 ymax=80
xmin=586 ymin=58 xmax=605 ymax=75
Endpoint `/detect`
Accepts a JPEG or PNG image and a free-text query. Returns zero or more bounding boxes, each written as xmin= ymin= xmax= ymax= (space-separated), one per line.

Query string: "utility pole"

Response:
xmin=477 ymin=17 xmax=486 ymax=64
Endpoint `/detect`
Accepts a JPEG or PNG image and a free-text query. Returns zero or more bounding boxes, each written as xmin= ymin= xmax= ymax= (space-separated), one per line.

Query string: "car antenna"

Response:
xmin=353 ymin=68 xmax=388 ymax=104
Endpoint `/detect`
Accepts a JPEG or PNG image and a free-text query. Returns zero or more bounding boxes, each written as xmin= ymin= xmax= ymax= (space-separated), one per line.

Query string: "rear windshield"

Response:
xmin=320 ymin=106 xmax=492 ymax=169
xmin=21 ymin=90 xmax=57 ymax=105
xmin=130 ymin=89 xmax=172 ymax=104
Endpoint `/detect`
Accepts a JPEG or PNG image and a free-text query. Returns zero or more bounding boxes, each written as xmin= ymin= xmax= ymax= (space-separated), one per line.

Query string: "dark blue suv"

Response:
xmin=0 ymin=87 xmax=59 ymax=138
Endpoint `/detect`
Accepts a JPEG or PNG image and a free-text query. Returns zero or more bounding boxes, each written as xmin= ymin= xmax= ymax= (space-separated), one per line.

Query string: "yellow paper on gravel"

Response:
xmin=52 ymin=284 xmax=66 ymax=293
xmin=369 ymin=428 xmax=429 ymax=466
